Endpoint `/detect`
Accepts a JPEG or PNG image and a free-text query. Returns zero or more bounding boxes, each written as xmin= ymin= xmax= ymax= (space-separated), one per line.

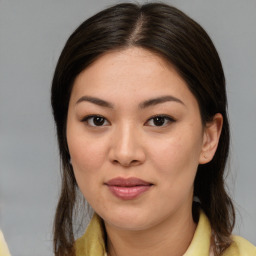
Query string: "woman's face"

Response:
xmin=67 ymin=47 xmax=217 ymax=231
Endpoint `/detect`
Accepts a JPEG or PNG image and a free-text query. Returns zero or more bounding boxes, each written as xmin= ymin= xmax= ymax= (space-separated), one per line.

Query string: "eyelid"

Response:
xmin=145 ymin=114 xmax=176 ymax=126
xmin=81 ymin=114 xmax=110 ymax=126
xmin=80 ymin=114 xmax=175 ymax=127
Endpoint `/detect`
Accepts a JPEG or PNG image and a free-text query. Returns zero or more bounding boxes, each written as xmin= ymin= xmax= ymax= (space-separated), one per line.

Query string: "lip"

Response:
xmin=105 ymin=177 xmax=153 ymax=200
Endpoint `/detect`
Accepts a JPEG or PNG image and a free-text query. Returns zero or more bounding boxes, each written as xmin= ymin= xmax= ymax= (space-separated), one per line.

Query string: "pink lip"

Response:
xmin=105 ymin=177 xmax=153 ymax=200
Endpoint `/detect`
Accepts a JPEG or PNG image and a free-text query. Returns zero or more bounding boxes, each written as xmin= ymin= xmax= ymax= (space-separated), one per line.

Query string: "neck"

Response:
xmin=105 ymin=207 xmax=196 ymax=256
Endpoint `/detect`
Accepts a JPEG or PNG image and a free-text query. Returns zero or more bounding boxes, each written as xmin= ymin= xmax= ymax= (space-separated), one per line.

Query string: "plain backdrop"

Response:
xmin=0 ymin=0 xmax=255 ymax=255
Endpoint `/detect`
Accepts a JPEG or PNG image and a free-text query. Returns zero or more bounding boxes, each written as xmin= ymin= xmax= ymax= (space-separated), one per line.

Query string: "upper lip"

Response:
xmin=105 ymin=177 xmax=152 ymax=187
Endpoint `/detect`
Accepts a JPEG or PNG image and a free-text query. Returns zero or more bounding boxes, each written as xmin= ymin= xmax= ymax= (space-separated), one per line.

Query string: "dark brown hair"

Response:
xmin=51 ymin=3 xmax=235 ymax=255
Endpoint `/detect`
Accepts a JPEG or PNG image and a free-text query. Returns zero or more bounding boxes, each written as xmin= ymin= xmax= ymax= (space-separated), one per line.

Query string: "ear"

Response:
xmin=199 ymin=113 xmax=223 ymax=164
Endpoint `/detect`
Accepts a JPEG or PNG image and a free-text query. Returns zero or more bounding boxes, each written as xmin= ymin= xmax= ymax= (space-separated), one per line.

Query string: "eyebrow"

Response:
xmin=76 ymin=96 xmax=114 ymax=108
xmin=139 ymin=95 xmax=185 ymax=108
xmin=76 ymin=95 xmax=184 ymax=109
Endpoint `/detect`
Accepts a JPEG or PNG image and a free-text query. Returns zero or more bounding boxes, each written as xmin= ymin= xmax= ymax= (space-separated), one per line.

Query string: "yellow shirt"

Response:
xmin=75 ymin=211 xmax=256 ymax=256
xmin=0 ymin=231 xmax=11 ymax=256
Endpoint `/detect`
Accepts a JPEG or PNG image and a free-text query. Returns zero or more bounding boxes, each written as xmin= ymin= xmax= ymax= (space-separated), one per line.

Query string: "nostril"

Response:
xmin=112 ymin=160 xmax=119 ymax=165
xmin=112 ymin=159 xmax=139 ymax=167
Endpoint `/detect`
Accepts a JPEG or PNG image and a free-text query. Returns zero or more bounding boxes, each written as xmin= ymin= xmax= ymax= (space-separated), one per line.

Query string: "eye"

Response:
xmin=82 ymin=115 xmax=110 ymax=127
xmin=145 ymin=115 xmax=175 ymax=127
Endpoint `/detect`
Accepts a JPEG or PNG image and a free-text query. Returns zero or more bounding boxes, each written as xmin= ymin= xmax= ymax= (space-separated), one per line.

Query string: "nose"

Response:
xmin=109 ymin=124 xmax=146 ymax=167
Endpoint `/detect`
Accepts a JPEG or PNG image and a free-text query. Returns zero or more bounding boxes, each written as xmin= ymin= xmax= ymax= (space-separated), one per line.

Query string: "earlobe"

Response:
xmin=199 ymin=113 xmax=223 ymax=164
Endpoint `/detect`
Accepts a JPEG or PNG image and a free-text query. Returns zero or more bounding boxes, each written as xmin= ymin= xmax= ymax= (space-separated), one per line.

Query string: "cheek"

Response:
xmin=148 ymin=127 xmax=203 ymax=184
xmin=67 ymin=135 xmax=109 ymax=205
xmin=66 ymin=131 xmax=110 ymax=201
xmin=147 ymin=134 xmax=201 ymax=212
xmin=68 ymin=135 xmax=108 ymax=171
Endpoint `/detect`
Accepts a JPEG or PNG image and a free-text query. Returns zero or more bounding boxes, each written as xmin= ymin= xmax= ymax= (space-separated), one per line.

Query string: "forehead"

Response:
xmin=74 ymin=47 xmax=172 ymax=86
xmin=70 ymin=47 xmax=197 ymax=108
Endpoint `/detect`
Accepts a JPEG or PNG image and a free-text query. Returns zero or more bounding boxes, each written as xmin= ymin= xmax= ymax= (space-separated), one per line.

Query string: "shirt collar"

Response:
xmin=75 ymin=210 xmax=212 ymax=256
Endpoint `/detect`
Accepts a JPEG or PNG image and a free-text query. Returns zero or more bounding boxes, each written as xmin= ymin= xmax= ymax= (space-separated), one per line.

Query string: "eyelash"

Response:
xmin=81 ymin=114 xmax=176 ymax=127
xmin=145 ymin=114 xmax=176 ymax=127
xmin=82 ymin=115 xmax=110 ymax=127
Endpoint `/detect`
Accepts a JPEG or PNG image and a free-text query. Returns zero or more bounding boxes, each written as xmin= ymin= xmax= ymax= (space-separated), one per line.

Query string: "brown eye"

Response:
xmin=146 ymin=115 xmax=175 ymax=127
xmin=83 ymin=115 xmax=109 ymax=127
xmin=152 ymin=116 xmax=166 ymax=126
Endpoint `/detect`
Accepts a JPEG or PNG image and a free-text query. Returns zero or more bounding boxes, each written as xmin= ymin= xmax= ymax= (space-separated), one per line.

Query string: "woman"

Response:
xmin=51 ymin=3 xmax=256 ymax=256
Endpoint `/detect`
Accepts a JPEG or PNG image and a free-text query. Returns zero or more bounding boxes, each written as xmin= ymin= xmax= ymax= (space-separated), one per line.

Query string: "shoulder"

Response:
xmin=0 ymin=230 xmax=11 ymax=256
xmin=222 ymin=235 xmax=256 ymax=256
xmin=232 ymin=236 xmax=256 ymax=255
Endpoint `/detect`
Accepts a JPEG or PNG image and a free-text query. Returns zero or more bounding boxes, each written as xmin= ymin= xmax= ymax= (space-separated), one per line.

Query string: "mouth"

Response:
xmin=105 ymin=177 xmax=153 ymax=200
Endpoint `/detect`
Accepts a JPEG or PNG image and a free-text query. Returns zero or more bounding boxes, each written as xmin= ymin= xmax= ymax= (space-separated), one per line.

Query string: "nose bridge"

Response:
xmin=110 ymin=121 xmax=144 ymax=166
xmin=115 ymin=121 xmax=138 ymax=154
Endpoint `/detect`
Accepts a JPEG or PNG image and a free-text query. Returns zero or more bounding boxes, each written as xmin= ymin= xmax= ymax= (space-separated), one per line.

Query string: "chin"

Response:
xmin=98 ymin=207 xmax=160 ymax=231
xmin=106 ymin=217 xmax=152 ymax=231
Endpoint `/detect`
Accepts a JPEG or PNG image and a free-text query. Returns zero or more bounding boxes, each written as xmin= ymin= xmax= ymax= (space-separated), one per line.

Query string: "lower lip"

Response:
xmin=107 ymin=185 xmax=152 ymax=200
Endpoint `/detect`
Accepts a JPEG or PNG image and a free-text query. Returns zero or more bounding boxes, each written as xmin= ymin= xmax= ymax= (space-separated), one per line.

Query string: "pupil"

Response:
xmin=93 ymin=117 xmax=104 ymax=126
xmin=153 ymin=117 xmax=165 ymax=126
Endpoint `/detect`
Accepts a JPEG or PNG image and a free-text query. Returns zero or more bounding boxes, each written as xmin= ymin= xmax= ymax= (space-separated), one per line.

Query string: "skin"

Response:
xmin=67 ymin=47 xmax=222 ymax=256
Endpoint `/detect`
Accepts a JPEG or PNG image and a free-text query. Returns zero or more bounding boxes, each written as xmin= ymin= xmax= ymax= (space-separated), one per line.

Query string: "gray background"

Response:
xmin=0 ymin=0 xmax=255 ymax=255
